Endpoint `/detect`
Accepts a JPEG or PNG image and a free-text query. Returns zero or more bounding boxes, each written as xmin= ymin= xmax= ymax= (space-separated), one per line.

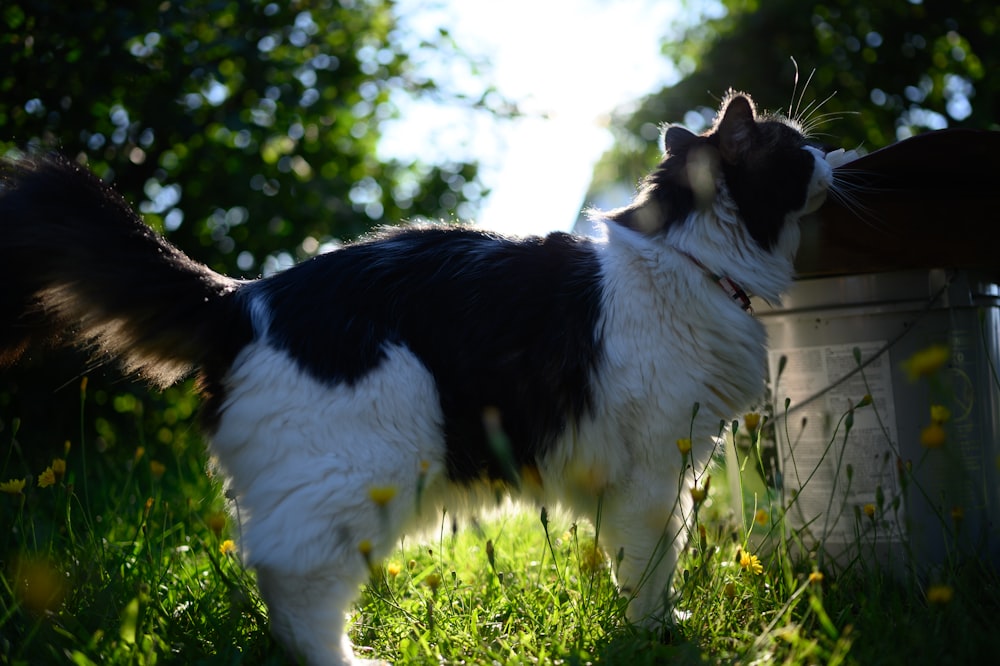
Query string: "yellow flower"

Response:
xmin=676 ymin=438 xmax=692 ymax=455
xmin=857 ymin=394 xmax=873 ymax=407
xmin=521 ymin=464 xmax=544 ymax=490
xmin=51 ymin=458 xmax=66 ymax=481
xmin=930 ymin=404 xmax=951 ymax=424
xmin=902 ymin=345 xmax=949 ymax=381
xmin=920 ymin=423 xmax=946 ymax=449
xmin=808 ymin=571 xmax=824 ymax=585
xmin=926 ymin=584 xmax=954 ymax=605
xmin=739 ymin=549 xmax=763 ymax=575
xmin=754 ymin=508 xmax=769 ymax=526
xmin=424 ymin=572 xmax=442 ymax=591
xmin=207 ymin=512 xmax=227 ymax=536
xmin=723 ymin=581 xmax=736 ymax=599
xmin=386 ymin=562 xmax=401 ymax=577
xmin=1 ymin=478 xmax=26 ymax=495
xmin=37 ymin=467 xmax=56 ymax=488
xmin=358 ymin=540 xmax=373 ymax=557
xmin=150 ymin=460 xmax=167 ymax=478
xmin=134 ymin=446 xmax=146 ymax=462
xmin=743 ymin=413 xmax=761 ymax=433
xmin=950 ymin=506 xmax=964 ymax=523
xmin=368 ymin=485 xmax=397 ymax=507
xmin=689 ymin=485 xmax=707 ymax=504
xmin=863 ymin=503 xmax=876 ymax=519
xmin=219 ymin=539 xmax=236 ymax=555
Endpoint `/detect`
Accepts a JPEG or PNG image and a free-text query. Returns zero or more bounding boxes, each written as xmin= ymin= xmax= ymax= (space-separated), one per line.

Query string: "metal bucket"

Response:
xmin=729 ymin=270 xmax=1000 ymax=574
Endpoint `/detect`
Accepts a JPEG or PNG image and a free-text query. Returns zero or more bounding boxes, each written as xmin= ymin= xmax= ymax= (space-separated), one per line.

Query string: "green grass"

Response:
xmin=2 ymin=381 xmax=999 ymax=665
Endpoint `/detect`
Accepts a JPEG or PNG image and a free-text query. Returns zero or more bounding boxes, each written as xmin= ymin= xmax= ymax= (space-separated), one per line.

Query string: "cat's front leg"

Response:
xmin=600 ymin=486 xmax=692 ymax=629
xmin=256 ymin=563 xmax=371 ymax=666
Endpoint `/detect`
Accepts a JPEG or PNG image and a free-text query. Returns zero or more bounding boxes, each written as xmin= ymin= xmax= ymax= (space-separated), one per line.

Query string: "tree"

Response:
xmin=588 ymin=0 xmax=1000 ymax=200
xmin=0 ymin=0 xmax=486 ymax=460
xmin=1 ymin=0 xmax=482 ymax=276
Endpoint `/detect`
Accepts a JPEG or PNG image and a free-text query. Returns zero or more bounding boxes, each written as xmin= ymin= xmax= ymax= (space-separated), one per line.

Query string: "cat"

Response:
xmin=0 ymin=91 xmax=832 ymax=665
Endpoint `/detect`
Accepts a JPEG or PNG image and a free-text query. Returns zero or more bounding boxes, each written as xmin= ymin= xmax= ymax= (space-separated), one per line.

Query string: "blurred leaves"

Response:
xmin=590 ymin=0 xmax=1000 ymax=200
xmin=0 ymin=0 xmax=483 ymax=276
xmin=0 ymin=0 xmax=489 ymax=458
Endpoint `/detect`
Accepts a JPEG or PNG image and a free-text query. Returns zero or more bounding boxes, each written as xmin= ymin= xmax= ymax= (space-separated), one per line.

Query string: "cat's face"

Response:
xmin=608 ymin=91 xmax=831 ymax=252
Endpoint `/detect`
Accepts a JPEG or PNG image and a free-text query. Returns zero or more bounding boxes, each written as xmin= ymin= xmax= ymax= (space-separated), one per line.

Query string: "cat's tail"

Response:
xmin=0 ymin=153 xmax=249 ymax=387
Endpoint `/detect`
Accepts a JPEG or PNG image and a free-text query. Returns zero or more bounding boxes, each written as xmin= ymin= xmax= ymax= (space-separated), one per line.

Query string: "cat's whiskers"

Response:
xmin=784 ymin=62 xmax=856 ymax=139
xmin=787 ymin=58 xmax=816 ymax=121
xmin=828 ymin=168 xmax=887 ymax=231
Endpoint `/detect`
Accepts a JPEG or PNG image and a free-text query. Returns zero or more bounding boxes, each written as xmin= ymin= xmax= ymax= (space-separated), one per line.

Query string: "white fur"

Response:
xmin=207 ymin=146 xmax=832 ymax=665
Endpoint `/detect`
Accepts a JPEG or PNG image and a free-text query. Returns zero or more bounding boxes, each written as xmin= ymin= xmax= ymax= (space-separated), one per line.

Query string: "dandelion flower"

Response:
xmin=358 ymin=540 xmax=373 ymax=557
xmin=930 ymin=404 xmax=951 ymax=424
xmin=37 ymin=467 xmax=56 ymax=488
xmin=149 ymin=460 xmax=167 ymax=478
xmin=754 ymin=508 xmax=769 ymax=526
xmin=1 ymin=478 xmax=26 ymax=495
xmin=424 ymin=572 xmax=442 ymax=591
xmin=738 ymin=549 xmax=763 ymax=575
xmin=219 ymin=539 xmax=236 ymax=555
xmin=207 ymin=512 xmax=227 ymax=537
xmin=676 ymin=438 xmax=692 ymax=455
xmin=386 ymin=562 xmax=401 ymax=577
xmin=368 ymin=485 xmax=397 ymax=507
xmin=902 ymin=345 xmax=949 ymax=381
xmin=926 ymin=584 xmax=954 ymax=605
xmin=808 ymin=571 xmax=824 ymax=585
xmin=863 ymin=503 xmax=876 ymax=519
xmin=920 ymin=423 xmax=946 ymax=449
xmin=520 ymin=464 xmax=544 ymax=490
xmin=743 ymin=413 xmax=761 ymax=433
xmin=51 ymin=458 xmax=66 ymax=481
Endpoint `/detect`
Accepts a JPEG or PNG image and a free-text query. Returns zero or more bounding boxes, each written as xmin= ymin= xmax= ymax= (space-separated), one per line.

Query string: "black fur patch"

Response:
xmin=256 ymin=226 xmax=605 ymax=483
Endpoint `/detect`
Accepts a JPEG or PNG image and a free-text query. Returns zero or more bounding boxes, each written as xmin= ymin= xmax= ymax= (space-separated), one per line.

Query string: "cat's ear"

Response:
xmin=716 ymin=93 xmax=757 ymax=164
xmin=663 ymin=125 xmax=697 ymax=156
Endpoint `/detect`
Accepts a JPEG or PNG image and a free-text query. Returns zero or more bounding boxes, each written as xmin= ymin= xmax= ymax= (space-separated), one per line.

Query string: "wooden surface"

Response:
xmin=796 ymin=128 xmax=1000 ymax=280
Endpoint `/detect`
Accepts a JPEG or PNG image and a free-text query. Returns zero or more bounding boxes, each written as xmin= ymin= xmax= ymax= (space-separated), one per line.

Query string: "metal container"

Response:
xmin=730 ymin=270 xmax=1000 ymax=575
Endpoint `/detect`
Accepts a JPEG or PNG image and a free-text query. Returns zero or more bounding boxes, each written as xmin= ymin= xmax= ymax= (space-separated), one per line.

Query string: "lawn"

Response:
xmin=2 ymin=377 xmax=999 ymax=665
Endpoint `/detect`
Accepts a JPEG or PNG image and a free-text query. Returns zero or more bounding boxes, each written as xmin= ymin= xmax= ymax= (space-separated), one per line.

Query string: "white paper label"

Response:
xmin=768 ymin=341 xmax=904 ymax=543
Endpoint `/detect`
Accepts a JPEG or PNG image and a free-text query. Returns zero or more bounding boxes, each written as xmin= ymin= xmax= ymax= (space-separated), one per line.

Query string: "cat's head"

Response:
xmin=605 ymin=91 xmax=832 ymax=299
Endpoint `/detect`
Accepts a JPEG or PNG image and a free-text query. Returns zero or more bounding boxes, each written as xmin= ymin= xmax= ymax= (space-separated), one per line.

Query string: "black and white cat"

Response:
xmin=0 ymin=91 xmax=832 ymax=665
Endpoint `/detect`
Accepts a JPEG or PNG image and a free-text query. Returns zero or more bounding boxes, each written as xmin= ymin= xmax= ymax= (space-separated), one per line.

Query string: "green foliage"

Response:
xmin=0 ymin=0 xmax=486 ymax=464
xmin=0 ymin=0 xmax=481 ymax=276
xmin=590 ymin=0 xmax=1000 ymax=197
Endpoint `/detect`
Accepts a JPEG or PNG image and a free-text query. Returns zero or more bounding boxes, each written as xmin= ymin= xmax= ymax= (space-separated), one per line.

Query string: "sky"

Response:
xmin=384 ymin=0 xmax=691 ymax=237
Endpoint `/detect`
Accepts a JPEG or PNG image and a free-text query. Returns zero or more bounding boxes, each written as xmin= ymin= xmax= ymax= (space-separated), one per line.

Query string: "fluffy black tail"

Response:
xmin=0 ymin=154 xmax=247 ymax=387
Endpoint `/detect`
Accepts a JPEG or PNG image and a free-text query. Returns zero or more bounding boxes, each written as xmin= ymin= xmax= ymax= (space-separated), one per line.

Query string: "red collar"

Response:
xmin=681 ymin=252 xmax=753 ymax=313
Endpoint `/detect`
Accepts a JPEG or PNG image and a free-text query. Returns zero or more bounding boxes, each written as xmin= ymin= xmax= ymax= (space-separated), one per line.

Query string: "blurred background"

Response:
xmin=1 ymin=0 xmax=998 ymax=455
